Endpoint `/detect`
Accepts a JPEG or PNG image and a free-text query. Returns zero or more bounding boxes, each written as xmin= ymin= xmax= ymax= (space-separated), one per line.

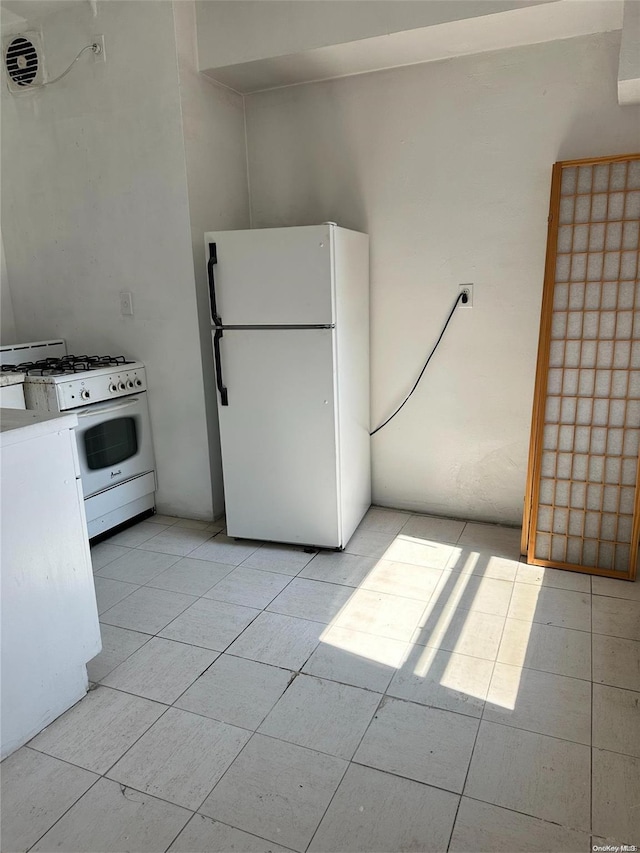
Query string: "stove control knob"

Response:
xmin=81 ymin=389 xmax=91 ymax=400
xmin=109 ymin=383 xmax=117 ymax=393
xmin=135 ymin=379 xmax=143 ymax=387
xmin=127 ymin=380 xmax=134 ymax=389
xmin=118 ymin=382 xmax=126 ymax=391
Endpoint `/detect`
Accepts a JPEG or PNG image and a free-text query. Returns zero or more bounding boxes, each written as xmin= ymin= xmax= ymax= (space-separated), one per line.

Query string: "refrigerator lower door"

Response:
xmin=215 ymin=328 xmax=342 ymax=548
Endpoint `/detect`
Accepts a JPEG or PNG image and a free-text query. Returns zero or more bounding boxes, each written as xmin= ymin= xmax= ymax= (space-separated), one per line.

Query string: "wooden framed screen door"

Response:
xmin=522 ymin=153 xmax=640 ymax=580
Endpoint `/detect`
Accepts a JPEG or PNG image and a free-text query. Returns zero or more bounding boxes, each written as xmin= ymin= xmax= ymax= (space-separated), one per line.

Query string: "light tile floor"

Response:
xmin=3 ymin=509 xmax=640 ymax=852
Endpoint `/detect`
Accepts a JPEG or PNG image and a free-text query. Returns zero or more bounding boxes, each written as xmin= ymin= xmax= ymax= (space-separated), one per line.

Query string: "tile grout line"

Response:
xmin=165 ymin=592 xmax=298 ymax=710
xmin=302 ymin=513 xmax=464 ymax=846
xmin=99 ymin=552 xmax=277 ymax=647
xmin=95 ymin=564 xmax=609 ymax=740
xmin=23 ymin=731 xmax=598 ymax=853
xmin=99 ymin=591 xmax=199 ymax=636
xmin=445 ymin=570 xmax=518 ymax=850
xmin=95 ymin=552 xmax=182 ymax=584
xmin=133 ymin=532 xmax=222 ymax=558
xmin=460 ymin=714 xmax=594 ymax=749
xmin=108 ymin=522 xmax=176 ymax=548
xmin=346 ymin=756 xmax=473 ymax=801
xmin=91 ymin=701 xmax=176 ymax=780
xmin=455 ymin=521 xmax=468 ymax=547
xmin=590 ymin=574 xmax=594 ymax=839
xmin=144 ymin=568 xmax=237 ymax=598
xmin=134 ymin=529 xmax=318 ymax=576
xmin=171 ymin=605 xmax=340 ymax=842
xmin=26 ymin=698 xmax=172 ymax=774
xmin=161 ymin=811 xmax=299 ymax=853
xmin=194 ymin=561 xmax=307 ymax=608
xmin=25 ymin=665 xmax=223 ymax=846
xmin=305 ymin=548 xmax=459 ymax=577
xmin=128 ymin=523 xmax=227 ymax=553
xmin=143 ymin=553 xmax=314 ymax=595
xmin=93 ymin=579 xmax=610 ymax=749
xmin=89 ymin=629 xmax=155 ymax=684
xmin=102 ymin=718 xmax=257 ymax=838
xmin=24 ymin=768 xmax=104 ymax=853
xmin=192 ymin=727 xmax=339 ymax=852
xmin=501 ymin=613 xmax=596 ymax=637
xmin=94 ymin=580 xmax=146 ymax=619
xmin=160 ymin=813 xmax=203 ymax=853
xmin=90 ymin=542 xmax=134 ymax=572
xmin=94 ymin=665 xmax=619 ymax=757
xmin=96 ymin=556 xmax=314 ymax=693
xmin=591 ymin=589 xmax=640 ymax=601
xmin=105 ymin=524 xmax=545 ymax=604
xmin=268 ymin=585 xmax=443 ymax=626
xmin=463 ymin=714 xmax=602 ymax=829
xmin=191 ymin=729 xmax=276 ymax=829
xmin=113 ymin=631 xmax=249 ymax=699
xmin=82 ymin=682 xmax=174 ymax=709
xmin=483 ymin=658 xmax=597 ymax=687
xmin=41 ymin=514 xmax=625 ymax=849
xmin=303 ymin=690 xmax=388 ymax=853
xmin=249 ymin=605 xmax=418 ymax=646
xmin=459 ymin=791 xmax=593 ymax=838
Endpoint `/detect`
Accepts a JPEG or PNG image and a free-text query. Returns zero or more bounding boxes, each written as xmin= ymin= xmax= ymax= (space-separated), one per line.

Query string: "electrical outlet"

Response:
xmin=119 ymin=292 xmax=133 ymax=316
xmin=459 ymin=283 xmax=474 ymax=307
xmin=92 ymin=34 xmax=106 ymax=62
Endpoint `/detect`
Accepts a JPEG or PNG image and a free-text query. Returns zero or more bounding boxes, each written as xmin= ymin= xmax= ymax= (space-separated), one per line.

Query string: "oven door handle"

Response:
xmin=76 ymin=396 xmax=141 ymax=418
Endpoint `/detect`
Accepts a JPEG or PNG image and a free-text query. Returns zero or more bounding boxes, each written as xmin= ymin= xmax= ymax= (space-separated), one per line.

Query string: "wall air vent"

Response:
xmin=3 ymin=32 xmax=46 ymax=93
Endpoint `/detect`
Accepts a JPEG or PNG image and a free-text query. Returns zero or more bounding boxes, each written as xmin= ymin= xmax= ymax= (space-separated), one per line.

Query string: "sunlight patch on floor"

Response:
xmin=316 ymin=529 xmax=537 ymax=710
xmin=485 ymin=661 xmax=524 ymax=711
xmin=383 ymin=535 xmax=456 ymax=570
xmin=319 ymin=624 xmax=411 ymax=669
xmin=413 ymin=569 xmax=473 ymax=668
xmin=452 ymin=548 xmax=476 ymax=574
xmin=439 ymin=651 xmax=495 ymax=702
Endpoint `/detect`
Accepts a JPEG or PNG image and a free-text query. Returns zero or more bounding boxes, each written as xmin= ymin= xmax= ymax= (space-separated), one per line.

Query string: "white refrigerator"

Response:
xmin=204 ymin=224 xmax=371 ymax=549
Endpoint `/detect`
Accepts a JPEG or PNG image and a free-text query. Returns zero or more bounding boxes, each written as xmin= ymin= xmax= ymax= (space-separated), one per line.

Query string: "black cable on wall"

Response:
xmin=370 ymin=290 xmax=467 ymax=436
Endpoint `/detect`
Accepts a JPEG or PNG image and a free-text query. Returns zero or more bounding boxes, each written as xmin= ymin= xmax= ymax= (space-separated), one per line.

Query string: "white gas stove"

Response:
xmin=0 ymin=340 xmax=156 ymax=538
xmin=20 ymin=358 xmax=147 ymax=410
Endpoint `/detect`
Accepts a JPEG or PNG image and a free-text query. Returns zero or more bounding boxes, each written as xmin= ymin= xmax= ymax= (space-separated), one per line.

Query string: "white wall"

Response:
xmin=245 ymin=32 xmax=640 ymax=525
xmin=173 ymin=0 xmax=251 ymax=517
xmin=0 ymin=231 xmax=17 ymax=344
xmin=618 ymin=0 xmax=640 ymax=104
xmin=1 ymin=0 xmax=213 ymax=518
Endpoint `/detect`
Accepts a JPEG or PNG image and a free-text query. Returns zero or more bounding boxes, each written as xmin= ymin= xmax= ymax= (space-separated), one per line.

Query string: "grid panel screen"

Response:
xmin=532 ymin=158 xmax=640 ymax=575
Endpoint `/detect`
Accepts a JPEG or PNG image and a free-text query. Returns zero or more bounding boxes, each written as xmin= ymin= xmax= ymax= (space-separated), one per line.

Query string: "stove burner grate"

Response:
xmin=1 ymin=354 xmax=133 ymax=376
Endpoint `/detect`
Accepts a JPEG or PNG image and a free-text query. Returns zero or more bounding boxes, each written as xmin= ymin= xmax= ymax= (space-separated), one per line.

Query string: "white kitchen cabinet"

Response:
xmin=0 ymin=409 xmax=101 ymax=759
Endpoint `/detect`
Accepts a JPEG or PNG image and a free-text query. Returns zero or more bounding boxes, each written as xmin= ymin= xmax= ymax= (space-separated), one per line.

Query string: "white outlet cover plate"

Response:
xmin=459 ymin=283 xmax=474 ymax=306
xmin=92 ymin=34 xmax=106 ymax=62
xmin=119 ymin=291 xmax=133 ymax=316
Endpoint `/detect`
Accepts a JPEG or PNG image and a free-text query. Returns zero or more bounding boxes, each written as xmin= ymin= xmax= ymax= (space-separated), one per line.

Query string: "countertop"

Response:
xmin=0 ymin=374 xmax=25 ymax=388
xmin=0 ymin=408 xmax=78 ymax=448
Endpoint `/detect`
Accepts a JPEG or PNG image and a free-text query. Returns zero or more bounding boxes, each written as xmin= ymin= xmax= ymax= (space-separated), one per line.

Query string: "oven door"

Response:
xmin=74 ymin=392 xmax=155 ymax=498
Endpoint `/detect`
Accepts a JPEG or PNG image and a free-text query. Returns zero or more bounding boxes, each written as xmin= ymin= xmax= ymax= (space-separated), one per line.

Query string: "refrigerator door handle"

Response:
xmin=213 ymin=328 xmax=229 ymax=406
xmin=207 ymin=242 xmax=223 ymax=326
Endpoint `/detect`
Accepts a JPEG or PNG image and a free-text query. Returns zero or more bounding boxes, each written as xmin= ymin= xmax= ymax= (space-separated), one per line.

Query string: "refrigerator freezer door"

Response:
xmin=205 ymin=225 xmax=334 ymax=327
xmin=214 ymin=328 xmax=341 ymax=547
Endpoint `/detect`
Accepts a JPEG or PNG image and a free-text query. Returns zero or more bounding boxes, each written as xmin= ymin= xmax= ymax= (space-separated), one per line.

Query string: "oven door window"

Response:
xmin=84 ymin=417 xmax=138 ymax=470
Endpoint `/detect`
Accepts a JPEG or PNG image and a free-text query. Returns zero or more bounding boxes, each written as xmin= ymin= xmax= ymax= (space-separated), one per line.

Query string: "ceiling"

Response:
xmin=0 ymin=0 xmax=87 ymax=30
xmin=199 ymin=0 xmax=624 ymax=93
